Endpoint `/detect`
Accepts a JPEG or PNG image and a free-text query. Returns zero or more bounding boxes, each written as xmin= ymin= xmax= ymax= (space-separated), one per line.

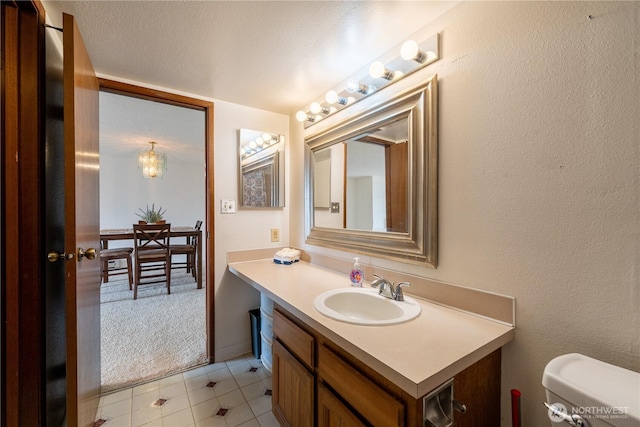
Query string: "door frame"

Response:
xmin=1 ymin=1 xmax=47 ymax=425
xmin=98 ymin=78 xmax=216 ymax=361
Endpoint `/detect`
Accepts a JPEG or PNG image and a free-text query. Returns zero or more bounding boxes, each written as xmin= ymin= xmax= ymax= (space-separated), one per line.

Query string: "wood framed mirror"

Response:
xmin=305 ymin=75 xmax=438 ymax=267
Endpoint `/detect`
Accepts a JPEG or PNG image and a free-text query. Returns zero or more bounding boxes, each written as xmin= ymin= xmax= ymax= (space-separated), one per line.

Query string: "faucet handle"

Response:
xmin=394 ymin=282 xmax=411 ymax=301
xmin=370 ymin=274 xmax=384 ymax=288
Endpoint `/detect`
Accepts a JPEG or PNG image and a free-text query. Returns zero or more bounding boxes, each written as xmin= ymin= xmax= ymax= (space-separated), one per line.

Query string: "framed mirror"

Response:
xmin=238 ymin=129 xmax=285 ymax=208
xmin=305 ymin=76 xmax=437 ymax=266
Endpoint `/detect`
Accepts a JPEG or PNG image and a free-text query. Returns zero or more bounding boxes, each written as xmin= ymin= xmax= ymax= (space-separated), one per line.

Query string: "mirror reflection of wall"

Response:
xmin=346 ymin=141 xmax=386 ymax=231
xmin=238 ymin=128 xmax=285 ymax=208
xmin=312 ymin=117 xmax=409 ymax=233
xmin=314 ymin=149 xmax=331 ymax=208
xmin=313 ymin=146 xmax=341 ymax=228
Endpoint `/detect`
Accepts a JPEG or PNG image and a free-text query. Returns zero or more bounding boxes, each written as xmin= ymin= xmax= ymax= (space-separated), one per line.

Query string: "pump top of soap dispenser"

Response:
xmin=350 ymin=257 xmax=363 ymax=287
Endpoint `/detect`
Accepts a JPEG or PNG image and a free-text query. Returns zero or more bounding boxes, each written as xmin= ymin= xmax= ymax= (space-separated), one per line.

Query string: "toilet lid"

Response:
xmin=543 ymin=353 xmax=640 ymax=426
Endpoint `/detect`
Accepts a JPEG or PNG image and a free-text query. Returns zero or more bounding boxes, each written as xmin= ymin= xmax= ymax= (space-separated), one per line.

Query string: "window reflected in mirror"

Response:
xmin=238 ymin=128 xmax=285 ymax=208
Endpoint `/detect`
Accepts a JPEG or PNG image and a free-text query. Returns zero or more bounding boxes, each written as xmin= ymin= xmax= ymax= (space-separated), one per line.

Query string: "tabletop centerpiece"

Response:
xmin=136 ymin=204 xmax=166 ymax=224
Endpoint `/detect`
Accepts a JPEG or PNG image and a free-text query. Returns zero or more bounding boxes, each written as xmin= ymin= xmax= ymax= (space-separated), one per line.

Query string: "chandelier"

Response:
xmin=138 ymin=141 xmax=167 ymax=179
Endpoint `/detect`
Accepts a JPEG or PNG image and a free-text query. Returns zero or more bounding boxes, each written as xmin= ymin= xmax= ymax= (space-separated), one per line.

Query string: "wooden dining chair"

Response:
xmin=100 ymin=246 xmax=134 ymax=289
xmin=170 ymin=220 xmax=202 ymax=282
xmin=132 ymin=223 xmax=171 ymax=299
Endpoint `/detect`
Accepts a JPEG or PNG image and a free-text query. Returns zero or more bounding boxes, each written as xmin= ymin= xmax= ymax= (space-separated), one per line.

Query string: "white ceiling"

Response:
xmin=99 ymin=91 xmax=205 ymax=162
xmin=42 ymin=1 xmax=456 ymax=115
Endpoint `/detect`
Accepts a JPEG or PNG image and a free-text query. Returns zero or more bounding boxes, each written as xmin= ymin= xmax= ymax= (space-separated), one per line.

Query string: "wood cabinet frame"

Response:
xmin=272 ymin=304 xmax=502 ymax=427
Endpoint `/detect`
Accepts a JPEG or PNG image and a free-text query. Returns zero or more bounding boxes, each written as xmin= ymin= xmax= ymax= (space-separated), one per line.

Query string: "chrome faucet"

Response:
xmin=370 ymin=274 xmax=411 ymax=301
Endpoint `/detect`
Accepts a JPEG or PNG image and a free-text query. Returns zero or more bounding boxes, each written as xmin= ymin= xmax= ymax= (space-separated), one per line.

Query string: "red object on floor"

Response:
xmin=511 ymin=389 xmax=522 ymax=427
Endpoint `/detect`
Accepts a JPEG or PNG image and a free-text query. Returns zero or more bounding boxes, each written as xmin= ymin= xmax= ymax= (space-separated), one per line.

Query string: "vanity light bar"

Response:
xmin=240 ymin=134 xmax=281 ymax=159
xmin=296 ymin=33 xmax=440 ymax=127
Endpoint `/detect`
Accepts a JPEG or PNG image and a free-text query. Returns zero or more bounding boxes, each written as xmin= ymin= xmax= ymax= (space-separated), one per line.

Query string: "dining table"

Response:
xmin=100 ymin=225 xmax=202 ymax=289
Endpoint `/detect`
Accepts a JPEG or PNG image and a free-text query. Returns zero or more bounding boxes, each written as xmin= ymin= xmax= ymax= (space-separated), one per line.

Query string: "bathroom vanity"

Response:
xmin=228 ymin=258 xmax=515 ymax=426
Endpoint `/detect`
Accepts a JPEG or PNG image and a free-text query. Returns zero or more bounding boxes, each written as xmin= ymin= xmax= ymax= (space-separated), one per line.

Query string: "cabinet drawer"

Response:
xmin=318 ymin=344 xmax=404 ymax=427
xmin=273 ymin=309 xmax=314 ymax=369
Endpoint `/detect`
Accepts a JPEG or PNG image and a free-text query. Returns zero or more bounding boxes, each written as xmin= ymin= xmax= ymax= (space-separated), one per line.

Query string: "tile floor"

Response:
xmin=95 ymin=355 xmax=279 ymax=427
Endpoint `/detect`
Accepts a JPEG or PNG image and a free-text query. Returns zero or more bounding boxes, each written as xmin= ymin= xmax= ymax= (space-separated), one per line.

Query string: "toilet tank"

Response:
xmin=542 ymin=353 xmax=640 ymax=427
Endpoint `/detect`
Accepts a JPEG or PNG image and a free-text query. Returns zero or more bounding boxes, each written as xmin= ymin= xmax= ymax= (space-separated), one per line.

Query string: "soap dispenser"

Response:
xmin=350 ymin=257 xmax=363 ymax=287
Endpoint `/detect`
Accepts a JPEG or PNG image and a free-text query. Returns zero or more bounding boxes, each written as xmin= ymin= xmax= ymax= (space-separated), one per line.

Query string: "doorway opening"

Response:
xmin=98 ymin=79 xmax=215 ymax=392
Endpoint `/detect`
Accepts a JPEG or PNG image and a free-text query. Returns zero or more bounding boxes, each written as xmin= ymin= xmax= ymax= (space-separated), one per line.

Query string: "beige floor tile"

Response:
xmin=99 ymin=356 xmax=273 ymax=427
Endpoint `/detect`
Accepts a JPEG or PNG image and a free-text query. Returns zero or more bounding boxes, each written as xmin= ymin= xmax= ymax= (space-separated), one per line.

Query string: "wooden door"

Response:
xmin=62 ymin=12 xmax=102 ymax=426
xmin=44 ymin=15 xmax=68 ymax=425
xmin=1 ymin=5 xmax=100 ymax=425
xmin=385 ymin=142 xmax=408 ymax=232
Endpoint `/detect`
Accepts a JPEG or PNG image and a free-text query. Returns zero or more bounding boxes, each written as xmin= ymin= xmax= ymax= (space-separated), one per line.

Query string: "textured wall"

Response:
xmin=290 ymin=2 xmax=639 ymax=425
xmin=213 ymin=100 xmax=290 ymax=360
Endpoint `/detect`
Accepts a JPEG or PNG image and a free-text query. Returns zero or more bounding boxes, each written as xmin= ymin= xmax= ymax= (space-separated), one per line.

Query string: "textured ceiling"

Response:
xmin=42 ymin=1 xmax=456 ymax=115
xmin=99 ymin=91 xmax=205 ymax=162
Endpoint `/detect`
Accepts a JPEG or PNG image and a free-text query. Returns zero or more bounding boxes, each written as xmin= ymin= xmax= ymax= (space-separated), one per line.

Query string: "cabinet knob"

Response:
xmin=453 ymin=400 xmax=467 ymax=413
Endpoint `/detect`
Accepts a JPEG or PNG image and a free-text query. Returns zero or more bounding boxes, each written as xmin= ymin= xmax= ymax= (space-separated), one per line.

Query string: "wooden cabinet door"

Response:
xmin=272 ymin=338 xmax=314 ymax=427
xmin=318 ymin=383 xmax=366 ymax=427
xmin=453 ymin=349 xmax=501 ymax=427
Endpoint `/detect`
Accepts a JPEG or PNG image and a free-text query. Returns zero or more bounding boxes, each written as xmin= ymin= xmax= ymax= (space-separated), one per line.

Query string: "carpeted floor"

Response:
xmin=100 ymin=271 xmax=207 ymax=392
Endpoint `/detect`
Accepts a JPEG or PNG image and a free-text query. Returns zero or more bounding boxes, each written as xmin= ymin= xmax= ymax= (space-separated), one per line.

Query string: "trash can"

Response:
xmin=249 ymin=308 xmax=261 ymax=359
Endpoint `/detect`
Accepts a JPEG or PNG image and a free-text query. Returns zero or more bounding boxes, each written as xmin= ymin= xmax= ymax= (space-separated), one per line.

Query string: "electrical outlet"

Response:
xmin=221 ymin=199 xmax=236 ymax=214
xmin=271 ymin=228 xmax=280 ymax=242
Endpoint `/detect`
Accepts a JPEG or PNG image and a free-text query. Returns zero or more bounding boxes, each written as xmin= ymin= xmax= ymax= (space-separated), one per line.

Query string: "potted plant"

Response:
xmin=136 ymin=204 xmax=167 ymax=224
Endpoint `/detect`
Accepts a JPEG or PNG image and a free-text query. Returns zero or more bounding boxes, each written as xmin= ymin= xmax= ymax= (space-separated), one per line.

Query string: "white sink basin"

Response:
xmin=314 ymin=287 xmax=422 ymax=325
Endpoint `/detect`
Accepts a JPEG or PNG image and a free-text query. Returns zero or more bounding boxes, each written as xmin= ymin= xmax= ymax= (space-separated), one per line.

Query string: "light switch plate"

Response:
xmin=221 ymin=199 xmax=236 ymax=214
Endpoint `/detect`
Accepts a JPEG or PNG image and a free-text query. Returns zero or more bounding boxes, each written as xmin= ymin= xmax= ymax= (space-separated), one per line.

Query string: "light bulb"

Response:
xmin=262 ymin=133 xmax=272 ymax=143
xmin=326 ymin=90 xmax=348 ymax=105
xmin=346 ymin=80 xmax=360 ymax=94
xmin=310 ymin=102 xmax=329 ymax=115
xmin=249 ymin=141 xmax=257 ymax=149
xmin=296 ymin=110 xmax=308 ymax=122
xmin=325 ymin=90 xmax=338 ymax=104
xmin=369 ymin=61 xmax=394 ymax=80
xmin=369 ymin=61 xmax=384 ymax=78
xmin=310 ymin=102 xmax=322 ymax=114
xmin=346 ymin=80 xmax=372 ymax=95
xmin=425 ymin=50 xmax=437 ymax=62
xmin=401 ymin=40 xmax=420 ymax=61
xmin=256 ymin=137 xmax=264 ymax=146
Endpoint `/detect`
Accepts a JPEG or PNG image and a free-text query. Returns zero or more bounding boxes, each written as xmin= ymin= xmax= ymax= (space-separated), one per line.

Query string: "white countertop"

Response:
xmin=229 ymin=259 xmax=515 ymax=398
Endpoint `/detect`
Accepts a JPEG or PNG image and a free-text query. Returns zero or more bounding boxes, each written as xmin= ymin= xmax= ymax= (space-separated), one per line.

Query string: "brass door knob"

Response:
xmin=47 ymin=251 xmax=74 ymax=262
xmin=77 ymin=247 xmax=97 ymax=261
